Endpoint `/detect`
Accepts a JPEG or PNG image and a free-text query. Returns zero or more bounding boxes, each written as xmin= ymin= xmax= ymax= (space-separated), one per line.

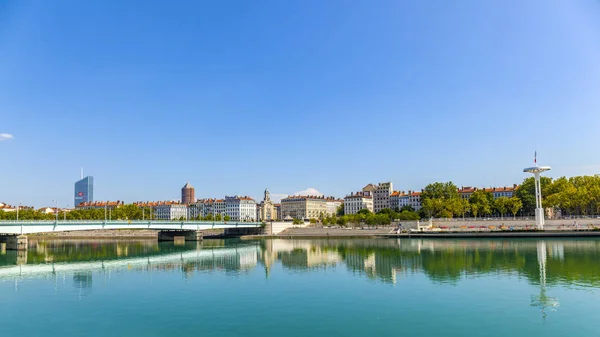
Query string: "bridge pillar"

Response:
xmin=158 ymin=230 xmax=203 ymax=242
xmin=0 ymin=235 xmax=28 ymax=251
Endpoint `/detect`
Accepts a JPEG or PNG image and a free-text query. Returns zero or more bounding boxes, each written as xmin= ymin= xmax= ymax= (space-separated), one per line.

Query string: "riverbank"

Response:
xmin=241 ymin=226 xmax=600 ymax=239
xmin=26 ymin=228 xmax=227 ymax=240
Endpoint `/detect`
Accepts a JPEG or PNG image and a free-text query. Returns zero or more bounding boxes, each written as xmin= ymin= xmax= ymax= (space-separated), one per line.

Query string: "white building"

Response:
xmin=373 ymin=182 xmax=393 ymax=213
xmin=344 ymin=192 xmax=374 ymax=214
xmin=154 ymin=203 xmax=188 ymax=220
xmin=225 ymin=196 xmax=257 ymax=221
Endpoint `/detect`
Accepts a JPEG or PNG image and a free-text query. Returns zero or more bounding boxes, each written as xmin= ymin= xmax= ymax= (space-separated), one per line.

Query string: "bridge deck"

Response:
xmin=0 ymin=221 xmax=262 ymax=235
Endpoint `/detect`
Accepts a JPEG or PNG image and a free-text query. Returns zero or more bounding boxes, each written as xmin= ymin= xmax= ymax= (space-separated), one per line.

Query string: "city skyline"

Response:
xmin=2 ymin=1 xmax=600 ymax=206
xmin=0 ymin=166 xmax=562 ymax=209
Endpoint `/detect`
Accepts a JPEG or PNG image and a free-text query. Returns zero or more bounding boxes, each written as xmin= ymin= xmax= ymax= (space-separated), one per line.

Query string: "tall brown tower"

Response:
xmin=181 ymin=182 xmax=195 ymax=204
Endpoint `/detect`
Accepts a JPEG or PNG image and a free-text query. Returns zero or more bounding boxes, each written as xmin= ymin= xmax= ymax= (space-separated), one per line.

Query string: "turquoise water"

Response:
xmin=0 ymin=238 xmax=599 ymax=336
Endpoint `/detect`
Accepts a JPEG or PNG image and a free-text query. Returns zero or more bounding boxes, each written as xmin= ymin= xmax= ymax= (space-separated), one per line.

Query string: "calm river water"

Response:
xmin=0 ymin=238 xmax=599 ymax=336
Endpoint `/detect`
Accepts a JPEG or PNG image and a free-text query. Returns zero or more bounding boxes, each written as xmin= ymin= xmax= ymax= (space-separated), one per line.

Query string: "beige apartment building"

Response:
xmin=280 ymin=195 xmax=328 ymax=220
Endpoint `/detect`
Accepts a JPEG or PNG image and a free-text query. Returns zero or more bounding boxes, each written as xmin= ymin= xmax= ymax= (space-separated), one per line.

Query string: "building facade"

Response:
xmin=373 ymin=182 xmax=393 ymax=213
xmin=280 ymin=196 xmax=328 ymax=220
xmin=74 ymin=176 xmax=94 ymax=207
xmin=408 ymin=191 xmax=422 ymax=211
xmin=225 ymin=196 xmax=256 ymax=221
xmin=389 ymin=191 xmax=400 ymax=210
xmin=398 ymin=194 xmax=410 ymax=209
xmin=188 ymin=201 xmax=205 ymax=219
xmin=259 ymin=189 xmax=278 ymax=221
xmin=153 ymin=203 xmax=188 ymax=220
xmin=344 ymin=192 xmax=374 ymax=214
xmin=486 ymin=185 xmax=517 ymax=199
xmin=458 ymin=187 xmax=477 ymax=200
xmin=458 ymin=185 xmax=518 ymax=200
xmin=326 ymin=199 xmax=343 ymax=216
xmin=214 ymin=199 xmax=225 ymax=217
xmin=181 ymin=182 xmax=196 ymax=204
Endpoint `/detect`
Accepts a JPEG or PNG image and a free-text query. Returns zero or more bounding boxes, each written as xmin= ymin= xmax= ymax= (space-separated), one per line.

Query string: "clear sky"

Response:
xmin=2 ymin=0 xmax=600 ymax=207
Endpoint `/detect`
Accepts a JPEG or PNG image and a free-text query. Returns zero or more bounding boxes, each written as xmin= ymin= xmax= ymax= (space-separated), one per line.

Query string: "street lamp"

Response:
xmin=16 ymin=202 xmax=22 ymax=222
xmin=64 ymin=204 xmax=69 ymax=221
xmin=52 ymin=200 xmax=59 ymax=222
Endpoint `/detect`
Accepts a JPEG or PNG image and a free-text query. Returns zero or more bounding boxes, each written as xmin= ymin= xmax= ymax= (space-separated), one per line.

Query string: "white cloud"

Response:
xmin=269 ymin=188 xmax=324 ymax=203
xmin=270 ymin=193 xmax=288 ymax=203
xmin=0 ymin=133 xmax=14 ymax=141
xmin=293 ymin=188 xmax=323 ymax=196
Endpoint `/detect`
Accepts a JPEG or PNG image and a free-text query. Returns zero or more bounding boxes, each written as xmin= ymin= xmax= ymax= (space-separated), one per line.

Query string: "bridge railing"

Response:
xmin=0 ymin=220 xmax=263 ymax=226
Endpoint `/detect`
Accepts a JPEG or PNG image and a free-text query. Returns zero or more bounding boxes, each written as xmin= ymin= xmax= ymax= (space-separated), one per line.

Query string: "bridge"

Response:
xmin=0 ymin=244 xmax=261 ymax=282
xmin=0 ymin=220 xmax=264 ymax=250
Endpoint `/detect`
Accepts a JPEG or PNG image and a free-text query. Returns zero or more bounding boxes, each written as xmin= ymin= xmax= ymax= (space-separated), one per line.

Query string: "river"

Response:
xmin=0 ymin=238 xmax=598 ymax=336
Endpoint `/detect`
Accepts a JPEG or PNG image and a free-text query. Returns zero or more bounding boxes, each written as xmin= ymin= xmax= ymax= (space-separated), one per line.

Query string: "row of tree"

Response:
xmin=420 ymin=181 xmax=523 ymax=219
xmin=420 ymin=174 xmax=600 ymax=219
xmin=299 ymin=207 xmax=420 ymax=227
xmin=538 ymin=175 xmax=600 ymax=216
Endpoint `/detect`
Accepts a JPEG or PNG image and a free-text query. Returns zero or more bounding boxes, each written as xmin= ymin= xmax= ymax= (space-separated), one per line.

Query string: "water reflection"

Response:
xmin=1 ymin=238 xmax=599 ymax=301
xmin=531 ymin=241 xmax=559 ymax=319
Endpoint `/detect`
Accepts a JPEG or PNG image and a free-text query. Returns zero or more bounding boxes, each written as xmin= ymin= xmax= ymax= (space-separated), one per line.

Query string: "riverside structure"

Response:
xmin=0 ymin=220 xmax=263 ymax=250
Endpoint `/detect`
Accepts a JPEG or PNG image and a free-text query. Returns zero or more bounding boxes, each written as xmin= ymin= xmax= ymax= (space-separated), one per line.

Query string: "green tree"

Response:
xmin=515 ymin=176 xmax=552 ymax=215
xmin=494 ymin=197 xmax=509 ymax=220
xmin=470 ymin=190 xmax=492 ymax=219
xmin=336 ymin=205 xmax=345 ymax=216
xmin=421 ymin=181 xmax=460 ymax=218
xmin=224 ymin=215 xmax=231 ymax=221
xmin=421 ymin=182 xmax=460 ymax=201
xmin=336 ymin=216 xmax=348 ymax=227
xmin=507 ymin=197 xmax=523 ymax=220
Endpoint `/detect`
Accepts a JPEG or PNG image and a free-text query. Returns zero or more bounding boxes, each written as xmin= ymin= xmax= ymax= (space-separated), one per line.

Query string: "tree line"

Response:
xmin=420 ymin=181 xmax=522 ymax=219
xmin=420 ymin=174 xmax=600 ymax=219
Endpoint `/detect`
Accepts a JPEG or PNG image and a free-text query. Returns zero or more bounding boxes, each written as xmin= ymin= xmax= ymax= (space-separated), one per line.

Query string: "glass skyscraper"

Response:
xmin=74 ymin=176 xmax=94 ymax=207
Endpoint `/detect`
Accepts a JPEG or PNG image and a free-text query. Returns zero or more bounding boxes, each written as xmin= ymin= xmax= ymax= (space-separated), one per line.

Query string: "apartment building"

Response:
xmin=280 ymin=195 xmax=328 ymax=220
xmin=344 ymin=191 xmax=374 ymax=214
xmin=225 ymin=196 xmax=257 ymax=221
xmin=373 ymin=182 xmax=393 ymax=213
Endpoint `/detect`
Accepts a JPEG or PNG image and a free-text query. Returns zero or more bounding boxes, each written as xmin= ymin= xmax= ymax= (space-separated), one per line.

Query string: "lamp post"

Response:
xmin=64 ymin=204 xmax=69 ymax=221
xmin=524 ymin=154 xmax=551 ymax=230
xmin=52 ymin=200 xmax=58 ymax=222
xmin=16 ymin=202 xmax=22 ymax=222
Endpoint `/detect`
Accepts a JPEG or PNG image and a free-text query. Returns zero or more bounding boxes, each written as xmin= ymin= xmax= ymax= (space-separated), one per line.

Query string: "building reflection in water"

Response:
xmin=1 ymin=237 xmax=600 ymax=316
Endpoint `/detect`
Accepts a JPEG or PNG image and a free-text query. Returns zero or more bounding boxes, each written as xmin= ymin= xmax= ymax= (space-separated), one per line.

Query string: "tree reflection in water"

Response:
xmin=1 ymin=237 xmax=599 ymax=318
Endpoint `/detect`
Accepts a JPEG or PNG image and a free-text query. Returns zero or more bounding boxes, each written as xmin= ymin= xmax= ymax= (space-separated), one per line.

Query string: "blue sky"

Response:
xmin=2 ymin=0 xmax=600 ymax=207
